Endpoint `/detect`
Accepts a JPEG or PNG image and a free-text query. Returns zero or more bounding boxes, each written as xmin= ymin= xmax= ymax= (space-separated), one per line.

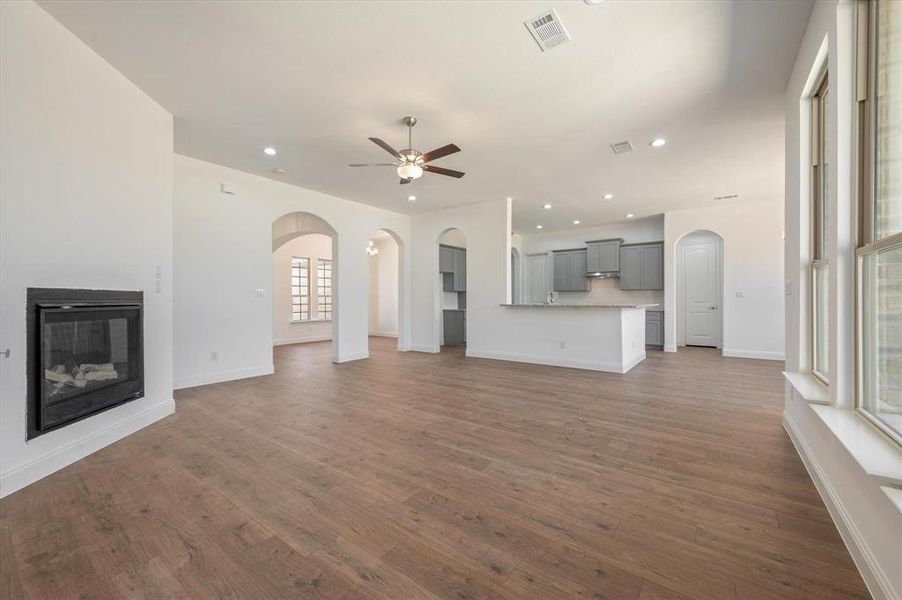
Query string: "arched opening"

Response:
xmin=367 ymin=229 xmax=402 ymax=354
xmin=675 ymin=229 xmax=724 ymax=353
xmin=437 ymin=228 xmax=466 ymax=351
xmin=510 ymin=247 xmax=521 ymax=304
xmin=271 ymin=212 xmax=338 ymax=361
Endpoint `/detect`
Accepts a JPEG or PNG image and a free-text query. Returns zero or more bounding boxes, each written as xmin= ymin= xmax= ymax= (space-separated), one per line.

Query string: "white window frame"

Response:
xmin=316 ymin=258 xmax=332 ymax=321
xmin=811 ymin=71 xmax=830 ymax=385
xmin=290 ymin=257 xmax=310 ymax=322
xmin=854 ymin=0 xmax=902 ymax=446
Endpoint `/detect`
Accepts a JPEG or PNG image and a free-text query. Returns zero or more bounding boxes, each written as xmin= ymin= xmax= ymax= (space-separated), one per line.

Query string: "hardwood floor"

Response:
xmin=1 ymin=339 xmax=869 ymax=599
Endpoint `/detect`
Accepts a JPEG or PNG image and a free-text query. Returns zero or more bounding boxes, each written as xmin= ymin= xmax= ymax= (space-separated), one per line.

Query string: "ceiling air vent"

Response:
xmin=610 ymin=140 xmax=634 ymax=155
xmin=525 ymin=9 xmax=571 ymax=52
xmin=714 ymin=194 xmax=740 ymax=201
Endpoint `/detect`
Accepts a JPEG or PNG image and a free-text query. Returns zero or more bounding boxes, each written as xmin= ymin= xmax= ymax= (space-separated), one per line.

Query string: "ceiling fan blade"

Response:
xmin=423 ymin=164 xmax=465 ymax=178
xmin=419 ymin=143 xmax=460 ymax=164
xmin=400 ymin=178 xmax=412 ymax=185
xmin=368 ymin=137 xmax=402 ymax=159
xmin=348 ymin=163 xmax=396 ymax=167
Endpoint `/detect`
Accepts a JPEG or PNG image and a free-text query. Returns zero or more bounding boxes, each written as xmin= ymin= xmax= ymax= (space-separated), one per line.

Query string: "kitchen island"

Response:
xmin=465 ymin=303 xmax=658 ymax=373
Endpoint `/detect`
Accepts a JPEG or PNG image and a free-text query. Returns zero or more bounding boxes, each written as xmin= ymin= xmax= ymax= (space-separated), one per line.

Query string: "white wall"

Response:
xmin=368 ymin=236 xmax=399 ymax=337
xmin=0 ymin=1 xmax=174 ymax=496
xmin=272 ymin=234 xmax=333 ymax=345
xmin=663 ymin=201 xmax=785 ymax=360
xmin=410 ymin=200 xmax=510 ymax=353
xmin=520 ymin=216 xmax=665 ymax=307
xmin=173 ymin=154 xmax=411 ymax=388
xmin=783 ymin=2 xmax=901 ymax=599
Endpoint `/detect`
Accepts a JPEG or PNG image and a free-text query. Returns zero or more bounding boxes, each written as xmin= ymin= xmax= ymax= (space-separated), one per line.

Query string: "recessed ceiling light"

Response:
xmin=543 ymin=203 xmax=552 ymax=210
xmin=263 ymin=147 xmax=277 ymax=155
xmin=625 ymin=213 xmax=635 ymax=218
xmin=407 ymin=195 xmax=416 ymax=202
xmin=649 ymin=138 xmax=667 ymax=148
xmin=272 ymin=168 xmax=285 ymax=174
xmin=536 ymin=225 xmax=543 ymax=229
xmin=603 ymin=193 xmax=614 ymax=200
xmin=573 ymin=220 xmax=581 ymax=225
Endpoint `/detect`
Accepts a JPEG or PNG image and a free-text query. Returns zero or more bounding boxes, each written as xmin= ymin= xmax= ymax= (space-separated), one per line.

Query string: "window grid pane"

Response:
xmin=875 ymin=0 xmax=902 ymax=238
xmin=317 ymin=258 xmax=332 ymax=320
xmin=861 ymin=243 xmax=902 ymax=440
xmin=291 ymin=257 xmax=310 ymax=321
xmin=812 ymin=77 xmax=830 ymax=383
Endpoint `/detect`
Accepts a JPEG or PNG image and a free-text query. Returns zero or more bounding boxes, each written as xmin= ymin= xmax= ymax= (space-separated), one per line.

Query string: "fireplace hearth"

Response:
xmin=27 ymin=288 xmax=144 ymax=439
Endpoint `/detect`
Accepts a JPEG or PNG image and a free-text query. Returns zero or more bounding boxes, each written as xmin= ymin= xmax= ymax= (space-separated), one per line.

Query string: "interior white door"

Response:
xmin=683 ymin=239 xmax=720 ymax=347
xmin=527 ymin=254 xmax=549 ymax=304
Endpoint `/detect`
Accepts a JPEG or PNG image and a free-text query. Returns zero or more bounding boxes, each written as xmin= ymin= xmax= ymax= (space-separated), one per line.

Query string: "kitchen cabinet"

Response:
xmin=619 ymin=242 xmax=663 ymax=290
xmin=645 ymin=310 xmax=663 ymax=346
xmin=586 ymin=238 xmax=623 ymax=274
xmin=443 ymin=309 xmax=466 ymax=345
xmin=439 ymin=245 xmax=455 ymax=273
xmin=553 ymin=249 xmax=589 ymax=292
xmin=453 ymin=248 xmax=466 ymax=292
xmin=439 ymin=245 xmax=466 ymax=292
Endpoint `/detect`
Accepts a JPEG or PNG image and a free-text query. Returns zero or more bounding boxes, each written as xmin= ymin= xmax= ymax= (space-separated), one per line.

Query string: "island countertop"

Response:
xmin=499 ymin=303 xmax=659 ymax=309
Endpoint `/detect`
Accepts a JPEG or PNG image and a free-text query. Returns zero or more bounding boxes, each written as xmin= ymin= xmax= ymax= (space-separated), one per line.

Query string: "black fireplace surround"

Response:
xmin=27 ymin=288 xmax=144 ymax=440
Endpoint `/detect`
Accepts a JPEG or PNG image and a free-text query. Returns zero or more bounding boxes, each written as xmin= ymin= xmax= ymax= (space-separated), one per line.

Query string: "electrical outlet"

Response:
xmin=254 ymin=288 xmax=266 ymax=297
xmin=735 ymin=291 xmax=744 ymax=298
xmin=559 ymin=341 xmax=566 ymax=350
xmin=211 ymin=351 xmax=218 ymax=362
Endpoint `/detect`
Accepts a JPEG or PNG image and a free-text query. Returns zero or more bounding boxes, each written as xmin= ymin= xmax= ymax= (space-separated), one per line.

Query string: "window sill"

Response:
xmin=290 ymin=319 xmax=332 ymax=324
xmin=810 ymin=404 xmax=902 ymax=488
xmin=881 ymin=486 xmax=902 ymax=515
xmin=784 ymin=371 xmax=830 ymax=405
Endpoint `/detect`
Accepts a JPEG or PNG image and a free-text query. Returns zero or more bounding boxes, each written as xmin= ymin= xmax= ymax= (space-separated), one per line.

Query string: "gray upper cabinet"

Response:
xmin=553 ymin=252 xmax=570 ymax=291
xmin=553 ymin=249 xmax=589 ymax=292
xmin=439 ymin=245 xmax=466 ymax=291
xmin=452 ymin=247 xmax=466 ymax=292
xmin=619 ymin=242 xmax=663 ymax=290
xmin=586 ymin=238 xmax=623 ymax=274
xmin=439 ymin=245 xmax=455 ymax=273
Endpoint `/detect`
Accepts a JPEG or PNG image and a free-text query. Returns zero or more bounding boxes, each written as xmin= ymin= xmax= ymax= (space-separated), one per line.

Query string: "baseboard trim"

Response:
xmin=621 ymin=351 xmax=646 ymax=373
xmin=722 ymin=348 xmax=785 ymax=361
xmin=409 ymin=345 xmax=439 ymax=353
xmin=664 ymin=344 xmax=677 ymax=353
xmin=783 ymin=412 xmax=895 ymax=600
xmin=273 ymin=335 xmax=331 ymax=346
xmin=173 ymin=364 xmax=274 ymax=390
xmin=334 ymin=351 xmax=369 ymax=363
xmin=0 ymin=397 xmax=175 ymax=498
xmin=465 ymin=348 xmax=627 ymax=373
xmin=368 ymin=331 xmax=398 ymax=338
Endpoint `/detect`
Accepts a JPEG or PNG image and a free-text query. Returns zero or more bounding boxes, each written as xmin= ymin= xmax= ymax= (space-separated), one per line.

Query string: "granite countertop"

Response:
xmin=499 ymin=303 xmax=660 ymax=309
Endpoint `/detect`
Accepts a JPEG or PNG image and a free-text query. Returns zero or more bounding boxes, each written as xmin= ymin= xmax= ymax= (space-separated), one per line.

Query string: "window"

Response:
xmin=317 ymin=258 xmax=332 ymax=321
xmin=811 ymin=74 xmax=830 ymax=383
xmin=290 ymin=257 xmax=310 ymax=322
xmin=857 ymin=0 xmax=902 ymax=443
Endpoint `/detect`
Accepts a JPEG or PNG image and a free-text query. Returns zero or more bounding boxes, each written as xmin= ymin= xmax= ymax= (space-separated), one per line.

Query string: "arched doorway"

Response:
xmin=675 ymin=230 xmax=723 ymax=351
xmin=271 ymin=212 xmax=338 ymax=360
xmin=437 ymin=228 xmax=466 ymax=350
xmin=367 ymin=228 xmax=402 ymax=353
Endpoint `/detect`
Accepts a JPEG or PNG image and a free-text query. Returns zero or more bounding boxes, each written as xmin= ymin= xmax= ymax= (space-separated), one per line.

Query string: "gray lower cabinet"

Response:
xmin=619 ymin=242 xmax=663 ymax=290
xmin=553 ymin=249 xmax=589 ymax=292
xmin=586 ymin=238 xmax=622 ymax=274
xmin=443 ymin=309 xmax=465 ymax=345
xmin=645 ymin=311 xmax=663 ymax=346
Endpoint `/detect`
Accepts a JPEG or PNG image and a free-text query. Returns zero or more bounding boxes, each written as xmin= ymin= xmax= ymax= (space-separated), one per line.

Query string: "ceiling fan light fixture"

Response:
xmin=397 ymin=163 xmax=423 ymax=180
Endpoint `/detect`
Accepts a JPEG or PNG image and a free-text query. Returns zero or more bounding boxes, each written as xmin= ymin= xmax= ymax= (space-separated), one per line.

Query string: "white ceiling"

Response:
xmin=38 ymin=0 xmax=812 ymax=233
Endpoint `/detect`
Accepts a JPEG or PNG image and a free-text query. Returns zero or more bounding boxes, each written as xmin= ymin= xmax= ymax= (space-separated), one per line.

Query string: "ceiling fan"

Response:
xmin=349 ymin=116 xmax=464 ymax=185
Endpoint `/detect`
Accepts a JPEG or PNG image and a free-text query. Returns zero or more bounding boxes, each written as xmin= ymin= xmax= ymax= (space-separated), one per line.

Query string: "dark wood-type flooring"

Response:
xmin=1 ymin=339 xmax=869 ymax=599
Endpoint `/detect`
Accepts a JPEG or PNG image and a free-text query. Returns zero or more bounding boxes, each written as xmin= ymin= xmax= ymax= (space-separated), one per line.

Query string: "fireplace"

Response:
xmin=27 ymin=288 xmax=144 ymax=439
